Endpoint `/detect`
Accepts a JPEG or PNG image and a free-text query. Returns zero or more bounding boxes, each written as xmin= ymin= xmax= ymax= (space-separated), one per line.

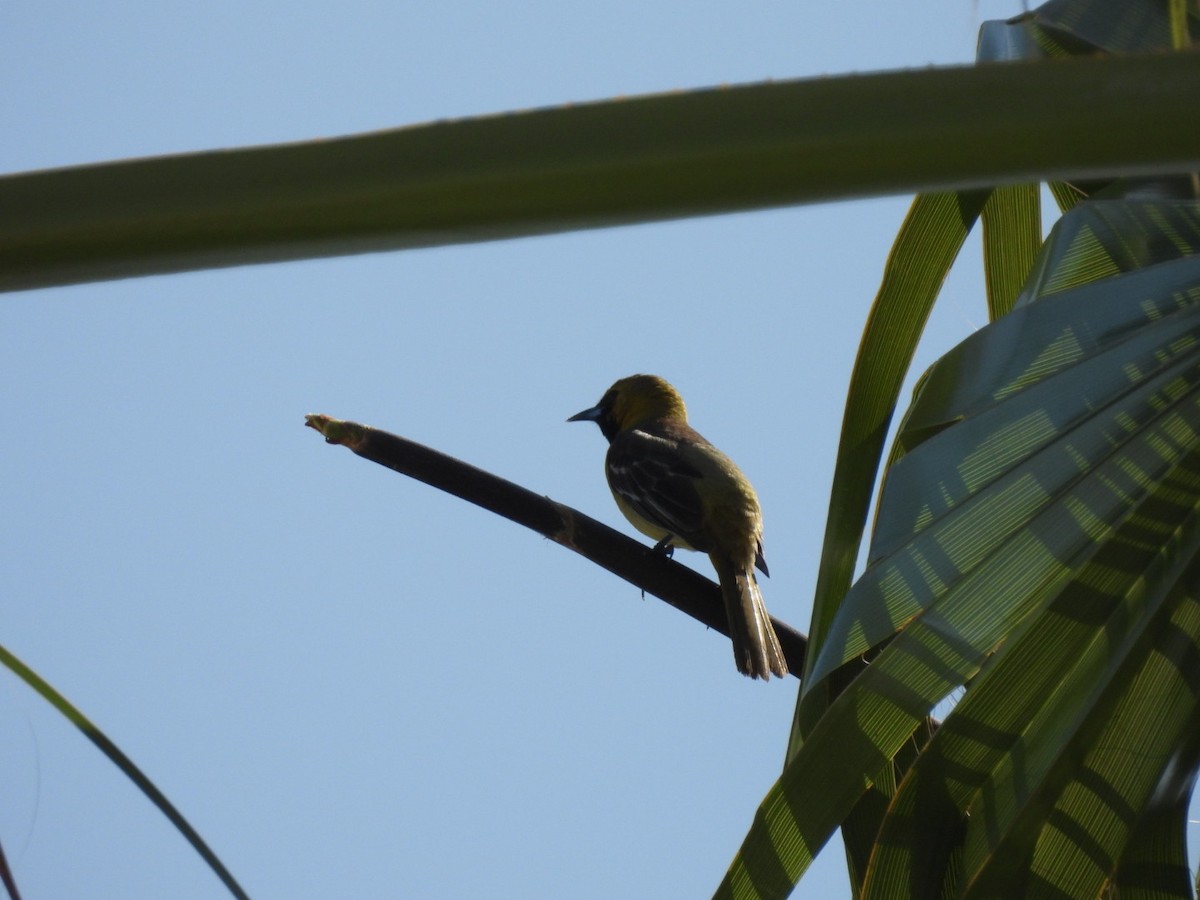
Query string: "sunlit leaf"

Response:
xmin=864 ymin=446 xmax=1200 ymax=898
xmin=791 ymin=189 xmax=989 ymax=896
xmin=798 ymin=191 xmax=988 ymax=700
xmin=811 ymin=252 xmax=1200 ymax=680
xmin=1110 ymin=744 xmax=1200 ymax=899
xmin=981 ymin=185 xmax=1042 ymax=320
xmin=722 ymin=197 xmax=1200 ymax=900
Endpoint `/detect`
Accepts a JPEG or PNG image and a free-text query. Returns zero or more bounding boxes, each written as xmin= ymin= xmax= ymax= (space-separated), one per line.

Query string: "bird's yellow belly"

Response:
xmin=613 ymin=492 xmax=699 ymax=552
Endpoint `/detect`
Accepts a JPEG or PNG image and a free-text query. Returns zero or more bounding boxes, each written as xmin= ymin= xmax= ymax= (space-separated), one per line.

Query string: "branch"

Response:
xmin=304 ymin=414 xmax=807 ymax=676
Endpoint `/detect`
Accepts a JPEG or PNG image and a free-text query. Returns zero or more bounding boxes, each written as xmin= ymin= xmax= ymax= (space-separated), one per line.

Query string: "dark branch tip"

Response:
xmin=305 ymin=414 xmax=368 ymax=450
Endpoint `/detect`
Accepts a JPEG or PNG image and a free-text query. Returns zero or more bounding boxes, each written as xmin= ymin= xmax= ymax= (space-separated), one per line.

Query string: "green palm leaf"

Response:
xmin=751 ymin=4 xmax=1200 ymax=895
xmin=721 ymin=201 xmax=1200 ymax=896
xmin=3 ymin=53 xmax=1200 ymax=293
xmin=1031 ymin=0 xmax=1200 ymax=54
xmin=981 ymin=185 xmax=1042 ymax=320
xmin=864 ymin=422 xmax=1200 ymax=898
xmin=1111 ymin=744 xmax=1200 ymax=899
xmin=798 ymin=191 xmax=988 ymax=695
xmin=0 ymin=644 xmax=250 ymax=900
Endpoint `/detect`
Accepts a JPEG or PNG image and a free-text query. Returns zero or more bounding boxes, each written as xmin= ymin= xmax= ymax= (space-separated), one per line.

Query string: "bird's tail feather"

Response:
xmin=712 ymin=555 xmax=787 ymax=680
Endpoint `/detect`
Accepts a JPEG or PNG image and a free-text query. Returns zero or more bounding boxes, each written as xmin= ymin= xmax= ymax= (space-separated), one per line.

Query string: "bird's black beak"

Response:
xmin=567 ymin=404 xmax=604 ymax=424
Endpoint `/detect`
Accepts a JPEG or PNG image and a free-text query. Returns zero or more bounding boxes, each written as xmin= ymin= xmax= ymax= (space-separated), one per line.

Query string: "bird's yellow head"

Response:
xmin=568 ymin=374 xmax=688 ymax=441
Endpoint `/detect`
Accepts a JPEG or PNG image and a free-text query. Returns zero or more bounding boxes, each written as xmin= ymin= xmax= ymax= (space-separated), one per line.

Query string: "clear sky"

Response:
xmin=4 ymin=2 xmax=1194 ymax=898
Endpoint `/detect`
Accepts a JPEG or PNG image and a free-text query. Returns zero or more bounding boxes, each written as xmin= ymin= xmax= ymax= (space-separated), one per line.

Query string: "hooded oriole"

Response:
xmin=569 ymin=375 xmax=787 ymax=680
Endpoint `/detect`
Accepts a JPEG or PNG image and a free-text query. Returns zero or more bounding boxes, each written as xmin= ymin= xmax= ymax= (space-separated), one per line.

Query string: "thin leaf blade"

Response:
xmin=0 ymin=645 xmax=250 ymax=900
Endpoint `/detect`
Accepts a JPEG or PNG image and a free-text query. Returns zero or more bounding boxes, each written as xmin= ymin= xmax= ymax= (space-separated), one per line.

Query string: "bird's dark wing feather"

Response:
xmin=606 ymin=429 xmax=708 ymax=548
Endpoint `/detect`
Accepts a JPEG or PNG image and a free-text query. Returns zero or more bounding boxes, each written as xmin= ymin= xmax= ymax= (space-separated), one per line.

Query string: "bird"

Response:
xmin=568 ymin=374 xmax=787 ymax=680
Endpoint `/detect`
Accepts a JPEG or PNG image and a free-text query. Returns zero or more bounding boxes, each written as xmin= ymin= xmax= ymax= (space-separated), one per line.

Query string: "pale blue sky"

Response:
xmin=4 ymin=2 xmax=1193 ymax=898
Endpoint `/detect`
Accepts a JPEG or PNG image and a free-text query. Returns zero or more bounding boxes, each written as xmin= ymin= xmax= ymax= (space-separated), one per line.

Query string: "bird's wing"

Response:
xmin=606 ymin=428 xmax=708 ymax=547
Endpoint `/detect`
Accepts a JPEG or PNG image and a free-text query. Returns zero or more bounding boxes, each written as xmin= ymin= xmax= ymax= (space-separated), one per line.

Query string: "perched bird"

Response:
xmin=569 ymin=375 xmax=787 ymax=680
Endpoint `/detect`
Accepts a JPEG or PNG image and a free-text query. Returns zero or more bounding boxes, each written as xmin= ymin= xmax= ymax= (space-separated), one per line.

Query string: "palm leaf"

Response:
xmin=864 ymin=432 xmax=1200 ymax=898
xmin=721 ymin=193 xmax=1200 ymax=898
xmin=1031 ymin=0 xmax=1200 ymax=53
xmin=1111 ymin=735 xmax=1200 ymax=899
xmin=792 ymin=191 xmax=988 ymax=891
xmin=795 ymin=23 xmax=1046 ymax=884
xmin=981 ymin=185 xmax=1042 ymax=320
xmin=739 ymin=5 xmax=1200 ymax=897
xmin=974 ymin=14 xmax=1046 ymax=324
xmin=797 ymin=191 xmax=988 ymax=700
xmin=0 ymin=644 xmax=250 ymax=900
xmin=3 ymin=54 xmax=1200 ymax=293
